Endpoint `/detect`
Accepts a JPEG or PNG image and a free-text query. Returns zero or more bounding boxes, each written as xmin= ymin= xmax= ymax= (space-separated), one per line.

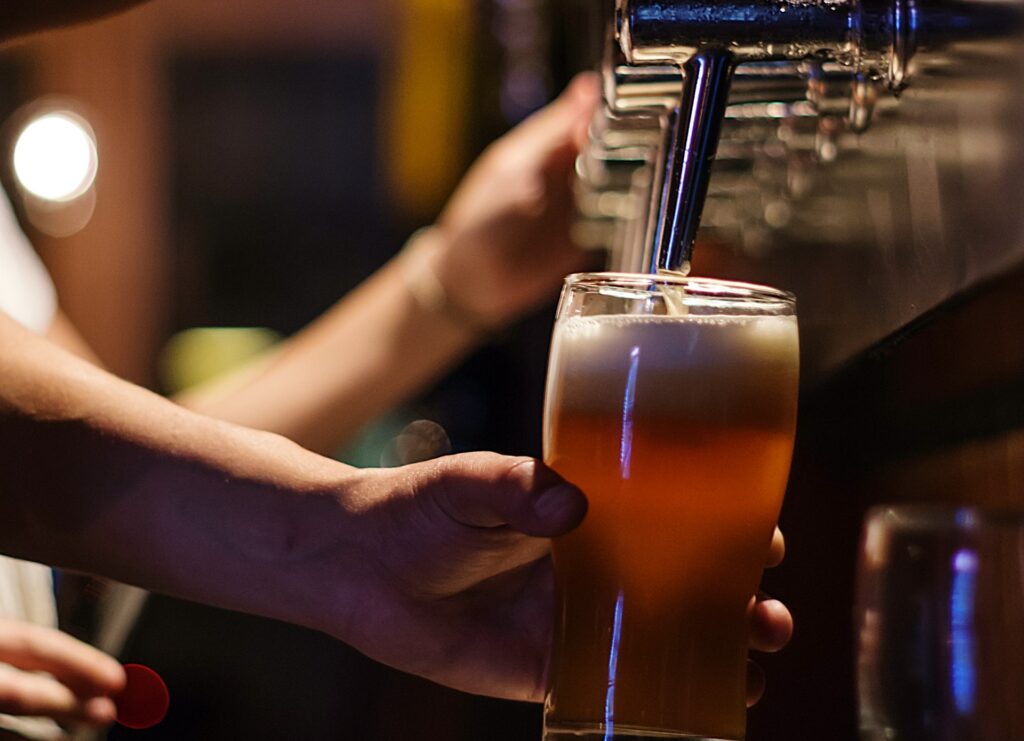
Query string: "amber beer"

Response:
xmin=542 ymin=275 xmax=798 ymax=740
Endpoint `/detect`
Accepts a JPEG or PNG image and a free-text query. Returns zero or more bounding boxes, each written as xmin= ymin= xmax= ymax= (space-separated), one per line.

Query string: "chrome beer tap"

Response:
xmin=583 ymin=43 xmax=832 ymax=271
xmin=615 ymin=0 xmax=921 ymax=273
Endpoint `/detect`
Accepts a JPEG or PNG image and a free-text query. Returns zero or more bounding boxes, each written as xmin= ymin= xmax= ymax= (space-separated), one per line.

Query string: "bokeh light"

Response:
xmin=13 ymin=111 xmax=98 ymax=203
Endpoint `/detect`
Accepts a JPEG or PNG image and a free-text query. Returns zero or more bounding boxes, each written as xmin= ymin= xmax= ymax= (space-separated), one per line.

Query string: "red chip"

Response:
xmin=114 ymin=664 xmax=169 ymax=730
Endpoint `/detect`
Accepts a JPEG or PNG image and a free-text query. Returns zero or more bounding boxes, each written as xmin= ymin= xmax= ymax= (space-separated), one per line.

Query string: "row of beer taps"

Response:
xmin=578 ymin=0 xmax=924 ymax=274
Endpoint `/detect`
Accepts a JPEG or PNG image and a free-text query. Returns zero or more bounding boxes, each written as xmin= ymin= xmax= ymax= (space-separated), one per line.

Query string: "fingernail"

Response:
xmin=533 ymin=484 xmax=584 ymax=521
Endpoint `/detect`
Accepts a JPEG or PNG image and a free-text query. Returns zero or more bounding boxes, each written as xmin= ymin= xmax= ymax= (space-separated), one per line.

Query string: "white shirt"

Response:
xmin=0 ymin=188 xmax=56 ymax=335
xmin=0 ymin=187 xmax=64 ymax=740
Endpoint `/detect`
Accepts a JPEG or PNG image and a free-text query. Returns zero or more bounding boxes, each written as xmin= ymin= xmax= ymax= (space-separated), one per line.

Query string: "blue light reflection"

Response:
xmin=605 ymin=589 xmax=625 ymax=740
xmin=619 ymin=346 xmax=640 ymax=479
xmin=950 ymin=548 xmax=978 ymax=715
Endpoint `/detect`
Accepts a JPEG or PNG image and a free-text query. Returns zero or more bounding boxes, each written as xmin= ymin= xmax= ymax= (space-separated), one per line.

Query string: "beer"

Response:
xmin=543 ymin=310 xmax=799 ymax=739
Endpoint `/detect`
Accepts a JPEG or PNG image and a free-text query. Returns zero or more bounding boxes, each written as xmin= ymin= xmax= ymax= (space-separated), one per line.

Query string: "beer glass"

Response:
xmin=542 ymin=273 xmax=799 ymax=740
xmin=856 ymin=505 xmax=1024 ymax=740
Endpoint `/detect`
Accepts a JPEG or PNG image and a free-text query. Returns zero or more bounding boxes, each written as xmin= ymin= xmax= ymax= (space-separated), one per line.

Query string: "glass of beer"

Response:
xmin=856 ymin=506 xmax=1024 ymax=740
xmin=542 ymin=272 xmax=799 ymax=740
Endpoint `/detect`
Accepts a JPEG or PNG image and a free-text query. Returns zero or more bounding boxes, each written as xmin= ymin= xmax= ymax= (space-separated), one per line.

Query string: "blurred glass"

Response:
xmin=856 ymin=505 xmax=1024 ymax=740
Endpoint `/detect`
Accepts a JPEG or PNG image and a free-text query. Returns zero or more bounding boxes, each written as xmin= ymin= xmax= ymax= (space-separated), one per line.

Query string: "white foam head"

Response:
xmin=547 ymin=313 xmax=799 ymax=424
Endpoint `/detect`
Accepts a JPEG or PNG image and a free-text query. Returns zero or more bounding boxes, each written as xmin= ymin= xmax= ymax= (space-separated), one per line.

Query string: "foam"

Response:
xmin=553 ymin=313 xmax=798 ymax=373
xmin=546 ymin=312 xmax=799 ymax=421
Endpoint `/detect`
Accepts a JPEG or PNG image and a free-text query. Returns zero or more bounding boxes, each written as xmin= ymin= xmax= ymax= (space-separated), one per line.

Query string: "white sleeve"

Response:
xmin=0 ymin=192 xmax=63 ymax=741
xmin=0 ymin=187 xmax=57 ymax=335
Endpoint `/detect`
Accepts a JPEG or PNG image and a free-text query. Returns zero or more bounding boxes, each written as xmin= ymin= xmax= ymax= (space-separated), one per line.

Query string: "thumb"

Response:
xmin=416 ymin=452 xmax=587 ymax=537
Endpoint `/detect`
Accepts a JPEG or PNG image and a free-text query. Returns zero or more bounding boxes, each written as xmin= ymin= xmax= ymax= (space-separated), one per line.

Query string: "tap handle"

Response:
xmin=652 ymin=49 xmax=735 ymax=274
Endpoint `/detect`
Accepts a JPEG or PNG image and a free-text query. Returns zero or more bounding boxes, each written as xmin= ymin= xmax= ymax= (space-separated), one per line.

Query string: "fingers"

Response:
xmin=0 ymin=668 xmax=117 ymax=726
xmin=748 ymin=593 xmax=794 ymax=653
xmin=752 ymin=529 xmax=791 ymax=652
xmin=746 ymin=589 xmax=792 ymax=707
xmin=765 ymin=527 xmax=785 ymax=567
xmin=561 ymin=72 xmax=601 ymax=150
xmin=504 ymin=72 xmax=601 ymax=162
xmin=0 ymin=618 xmax=125 ymax=698
xmin=745 ymin=659 xmax=766 ymax=707
xmin=0 ymin=619 xmax=123 ymax=727
xmin=417 ymin=452 xmax=587 ymax=537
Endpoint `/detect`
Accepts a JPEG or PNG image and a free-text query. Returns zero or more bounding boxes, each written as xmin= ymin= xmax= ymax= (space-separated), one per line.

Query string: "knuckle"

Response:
xmin=17 ymin=629 xmax=47 ymax=662
xmin=0 ymin=680 xmax=33 ymax=716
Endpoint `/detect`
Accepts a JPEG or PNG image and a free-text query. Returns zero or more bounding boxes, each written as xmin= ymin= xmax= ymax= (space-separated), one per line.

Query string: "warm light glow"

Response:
xmin=13 ymin=111 xmax=98 ymax=202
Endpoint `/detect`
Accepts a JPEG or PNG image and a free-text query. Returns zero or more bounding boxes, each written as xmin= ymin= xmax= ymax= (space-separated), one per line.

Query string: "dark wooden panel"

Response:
xmin=749 ymin=260 xmax=1024 ymax=740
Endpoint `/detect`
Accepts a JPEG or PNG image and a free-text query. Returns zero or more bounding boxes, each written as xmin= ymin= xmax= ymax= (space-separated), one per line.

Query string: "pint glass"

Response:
xmin=542 ymin=273 xmax=799 ymax=740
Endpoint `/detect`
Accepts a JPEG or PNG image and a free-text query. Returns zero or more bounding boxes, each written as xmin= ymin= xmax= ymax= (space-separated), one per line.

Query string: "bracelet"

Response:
xmin=399 ymin=227 xmax=496 ymax=336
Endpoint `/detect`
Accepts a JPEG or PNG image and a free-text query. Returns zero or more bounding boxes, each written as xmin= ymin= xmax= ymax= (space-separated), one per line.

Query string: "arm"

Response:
xmin=174 ymin=74 xmax=600 ymax=453
xmin=12 ymin=309 xmax=792 ymax=704
xmin=0 ymin=309 xmax=588 ymax=700
xmin=1 ymin=309 xmax=362 ymax=622
xmin=172 ymin=242 xmax=483 ymax=454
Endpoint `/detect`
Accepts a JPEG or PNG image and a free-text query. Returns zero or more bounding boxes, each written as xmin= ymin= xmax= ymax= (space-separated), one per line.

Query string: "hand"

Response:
xmin=0 ymin=618 xmax=125 ymax=728
xmin=328 ymin=453 xmax=792 ymax=704
xmin=747 ymin=527 xmax=794 ymax=706
xmin=330 ymin=452 xmax=585 ymax=701
xmin=427 ymin=73 xmax=601 ymax=329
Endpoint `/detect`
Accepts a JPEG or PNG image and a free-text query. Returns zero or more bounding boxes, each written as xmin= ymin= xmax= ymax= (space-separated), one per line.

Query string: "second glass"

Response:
xmin=856 ymin=505 xmax=1024 ymax=740
xmin=542 ymin=273 xmax=800 ymax=740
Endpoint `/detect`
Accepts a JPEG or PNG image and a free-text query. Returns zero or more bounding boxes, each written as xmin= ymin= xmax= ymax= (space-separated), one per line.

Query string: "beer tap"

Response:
xmin=582 ymin=41 xmax=840 ymax=271
xmin=615 ymin=0 xmax=920 ymax=273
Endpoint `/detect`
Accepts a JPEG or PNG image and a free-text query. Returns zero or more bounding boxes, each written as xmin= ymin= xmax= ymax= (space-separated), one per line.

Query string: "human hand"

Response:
xmin=423 ymin=73 xmax=601 ymax=329
xmin=327 ymin=453 xmax=792 ymax=703
xmin=0 ymin=618 xmax=125 ymax=728
xmin=747 ymin=527 xmax=794 ymax=706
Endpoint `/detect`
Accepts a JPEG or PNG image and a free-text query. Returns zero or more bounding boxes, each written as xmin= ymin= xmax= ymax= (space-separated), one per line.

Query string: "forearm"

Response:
xmin=176 ymin=232 xmax=481 ymax=454
xmin=0 ymin=312 xmax=361 ymax=633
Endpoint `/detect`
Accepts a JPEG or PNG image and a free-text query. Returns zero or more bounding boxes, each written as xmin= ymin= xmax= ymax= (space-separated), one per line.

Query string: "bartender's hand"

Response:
xmin=0 ymin=618 xmax=124 ymax=727
xmin=424 ymin=73 xmax=601 ymax=330
xmin=330 ymin=453 xmax=793 ymax=703
xmin=747 ymin=527 xmax=793 ymax=706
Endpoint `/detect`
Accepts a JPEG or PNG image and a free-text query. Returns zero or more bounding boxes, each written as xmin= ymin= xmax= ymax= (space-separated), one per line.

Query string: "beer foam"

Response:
xmin=546 ymin=312 xmax=799 ymax=423
xmin=554 ymin=313 xmax=797 ymax=370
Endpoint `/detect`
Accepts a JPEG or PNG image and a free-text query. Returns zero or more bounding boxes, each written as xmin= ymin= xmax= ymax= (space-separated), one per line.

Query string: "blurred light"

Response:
xmin=158 ymin=327 xmax=282 ymax=394
xmin=764 ymin=200 xmax=793 ymax=229
xmin=13 ymin=111 xmax=98 ymax=203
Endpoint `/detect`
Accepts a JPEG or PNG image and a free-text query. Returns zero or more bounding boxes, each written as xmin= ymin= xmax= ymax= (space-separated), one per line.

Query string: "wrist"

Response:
xmin=398 ymin=227 xmax=501 ymax=337
xmin=177 ymin=453 xmax=372 ymax=638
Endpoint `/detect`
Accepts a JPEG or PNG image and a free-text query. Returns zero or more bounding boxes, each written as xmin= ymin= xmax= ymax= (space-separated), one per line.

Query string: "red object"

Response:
xmin=114 ymin=664 xmax=170 ymax=730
